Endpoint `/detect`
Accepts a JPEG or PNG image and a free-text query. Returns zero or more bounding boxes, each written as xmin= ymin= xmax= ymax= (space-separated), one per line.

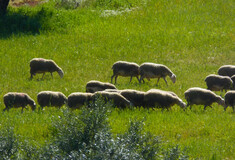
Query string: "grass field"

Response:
xmin=0 ymin=0 xmax=234 ymax=159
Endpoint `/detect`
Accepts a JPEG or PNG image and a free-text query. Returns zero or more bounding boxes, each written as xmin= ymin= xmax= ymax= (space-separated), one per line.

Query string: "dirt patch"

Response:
xmin=10 ymin=0 xmax=47 ymax=7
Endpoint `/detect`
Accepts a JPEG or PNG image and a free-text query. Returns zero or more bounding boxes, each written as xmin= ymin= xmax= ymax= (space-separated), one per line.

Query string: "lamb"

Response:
xmin=224 ymin=91 xmax=235 ymax=112
xmin=143 ymin=89 xmax=186 ymax=110
xmin=92 ymin=91 xmax=131 ymax=109
xmin=3 ymin=92 xmax=36 ymax=112
xmin=139 ymin=63 xmax=176 ymax=86
xmin=119 ymin=89 xmax=145 ymax=107
xmin=231 ymin=75 xmax=235 ymax=89
xmin=67 ymin=92 xmax=93 ymax=109
xmin=111 ymin=61 xmax=140 ymax=84
xmin=218 ymin=65 xmax=235 ymax=77
xmin=184 ymin=87 xmax=225 ymax=110
xmin=205 ymin=74 xmax=233 ymax=92
xmin=86 ymin=80 xmax=117 ymax=93
xmin=30 ymin=58 xmax=64 ymax=79
xmin=37 ymin=91 xmax=67 ymax=109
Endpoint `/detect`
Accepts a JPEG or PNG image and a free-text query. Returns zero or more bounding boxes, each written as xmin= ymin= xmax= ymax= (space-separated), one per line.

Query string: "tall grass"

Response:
xmin=0 ymin=0 xmax=234 ymax=159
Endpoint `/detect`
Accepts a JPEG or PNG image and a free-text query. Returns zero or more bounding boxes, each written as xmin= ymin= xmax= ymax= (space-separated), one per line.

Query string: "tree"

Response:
xmin=0 ymin=0 xmax=10 ymax=15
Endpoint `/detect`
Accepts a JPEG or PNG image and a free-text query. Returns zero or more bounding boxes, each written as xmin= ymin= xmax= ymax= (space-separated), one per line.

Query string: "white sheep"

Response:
xmin=184 ymin=87 xmax=225 ymax=110
xmin=67 ymin=92 xmax=93 ymax=109
xmin=218 ymin=65 xmax=235 ymax=77
xmin=92 ymin=91 xmax=131 ymax=109
xmin=111 ymin=61 xmax=140 ymax=84
xmin=3 ymin=92 xmax=36 ymax=112
xmin=30 ymin=58 xmax=64 ymax=79
xmin=139 ymin=63 xmax=176 ymax=86
xmin=144 ymin=89 xmax=186 ymax=110
xmin=224 ymin=91 xmax=235 ymax=112
xmin=86 ymin=80 xmax=117 ymax=93
xmin=205 ymin=74 xmax=233 ymax=92
xmin=37 ymin=91 xmax=67 ymax=109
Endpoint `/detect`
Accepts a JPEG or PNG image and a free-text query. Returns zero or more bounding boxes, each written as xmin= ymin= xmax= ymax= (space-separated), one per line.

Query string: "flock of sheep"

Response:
xmin=3 ymin=58 xmax=235 ymax=112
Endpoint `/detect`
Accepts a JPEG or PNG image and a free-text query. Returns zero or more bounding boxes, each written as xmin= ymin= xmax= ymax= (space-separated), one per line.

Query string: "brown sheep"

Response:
xmin=37 ymin=91 xmax=67 ymax=109
xmin=231 ymin=75 xmax=235 ymax=89
xmin=224 ymin=91 xmax=235 ymax=112
xmin=120 ymin=89 xmax=145 ymax=107
xmin=111 ymin=61 xmax=140 ymax=84
xmin=139 ymin=63 xmax=176 ymax=86
xmin=144 ymin=89 xmax=186 ymax=110
xmin=30 ymin=58 xmax=64 ymax=79
xmin=86 ymin=80 xmax=117 ymax=93
xmin=184 ymin=87 xmax=225 ymax=110
xmin=92 ymin=91 xmax=131 ymax=109
xmin=67 ymin=92 xmax=93 ymax=109
xmin=218 ymin=65 xmax=235 ymax=77
xmin=3 ymin=92 xmax=36 ymax=113
xmin=205 ymin=74 xmax=233 ymax=92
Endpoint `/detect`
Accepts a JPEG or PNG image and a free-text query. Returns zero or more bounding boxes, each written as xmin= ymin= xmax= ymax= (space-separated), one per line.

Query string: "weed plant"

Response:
xmin=0 ymin=99 xmax=188 ymax=159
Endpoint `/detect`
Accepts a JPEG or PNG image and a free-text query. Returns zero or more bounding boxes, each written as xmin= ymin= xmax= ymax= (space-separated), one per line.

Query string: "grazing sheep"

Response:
xmin=86 ymin=80 xmax=117 ymax=93
xmin=224 ymin=91 xmax=235 ymax=112
xmin=111 ymin=61 xmax=140 ymax=84
xmin=120 ymin=89 xmax=145 ymax=107
xmin=144 ymin=89 xmax=186 ymax=110
xmin=68 ymin=92 xmax=93 ymax=109
xmin=92 ymin=91 xmax=131 ymax=109
xmin=231 ymin=75 xmax=235 ymax=89
xmin=3 ymin=92 xmax=36 ymax=112
xmin=37 ymin=91 xmax=67 ymax=109
xmin=184 ymin=87 xmax=225 ymax=110
xmin=205 ymin=74 xmax=233 ymax=92
xmin=30 ymin=58 xmax=64 ymax=79
xmin=139 ymin=63 xmax=176 ymax=86
xmin=218 ymin=65 xmax=235 ymax=77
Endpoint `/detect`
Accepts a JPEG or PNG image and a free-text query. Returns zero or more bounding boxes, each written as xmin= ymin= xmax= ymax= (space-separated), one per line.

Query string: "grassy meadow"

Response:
xmin=0 ymin=0 xmax=234 ymax=159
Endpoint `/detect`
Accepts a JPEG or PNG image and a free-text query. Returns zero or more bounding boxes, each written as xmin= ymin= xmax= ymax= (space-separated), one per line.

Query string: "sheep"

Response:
xmin=119 ymin=89 xmax=145 ymax=107
xmin=30 ymin=58 xmax=64 ymax=79
xmin=111 ymin=61 xmax=140 ymax=84
xmin=139 ymin=63 xmax=176 ymax=86
xmin=218 ymin=65 xmax=235 ymax=77
xmin=92 ymin=91 xmax=131 ymax=109
xmin=205 ymin=74 xmax=233 ymax=92
xmin=3 ymin=92 xmax=36 ymax=113
xmin=184 ymin=87 xmax=225 ymax=110
xmin=231 ymin=75 xmax=235 ymax=89
xmin=143 ymin=89 xmax=186 ymax=110
xmin=86 ymin=80 xmax=117 ymax=93
xmin=224 ymin=91 xmax=235 ymax=112
xmin=67 ymin=92 xmax=93 ymax=109
xmin=37 ymin=91 xmax=67 ymax=109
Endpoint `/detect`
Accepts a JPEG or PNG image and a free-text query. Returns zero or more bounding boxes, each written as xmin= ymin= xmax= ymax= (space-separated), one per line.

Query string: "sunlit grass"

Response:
xmin=0 ymin=0 xmax=234 ymax=159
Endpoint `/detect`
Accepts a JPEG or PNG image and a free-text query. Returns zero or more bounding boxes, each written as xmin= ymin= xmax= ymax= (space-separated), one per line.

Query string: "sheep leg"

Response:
xmin=21 ymin=106 xmax=25 ymax=113
xmin=111 ymin=75 xmax=115 ymax=83
xmin=136 ymin=76 xmax=140 ymax=83
xmin=129 ymin=76 xmax=133 ymax=83
xmin=163 ymin=77 xmax=168 ymax=86
xmin=204 ymin=105 xmax=208 ymax=110
xmin=3 ymin=107 xmax=9 ymax=112
xmin=156 ymin=78 xmax=160 ymax=85
xmin=114 ymin=75 xmax=118 ymax=84
xmin=42 ymin=73 xmax=45 ymax=79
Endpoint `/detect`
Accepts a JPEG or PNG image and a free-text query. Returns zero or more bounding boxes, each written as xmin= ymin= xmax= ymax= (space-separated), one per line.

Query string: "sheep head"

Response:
xmin=170 ymin=74 xmax=176 ymax=83
xmin=57 ymin=68 xmax=64 ymax=78
xmin=216 ymin=96 xmax=226 ymax=108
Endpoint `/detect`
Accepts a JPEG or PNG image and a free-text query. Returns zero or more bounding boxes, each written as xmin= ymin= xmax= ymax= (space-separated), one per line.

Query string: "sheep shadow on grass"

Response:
xmin=0 ymin=7 xmax=53 ymax=38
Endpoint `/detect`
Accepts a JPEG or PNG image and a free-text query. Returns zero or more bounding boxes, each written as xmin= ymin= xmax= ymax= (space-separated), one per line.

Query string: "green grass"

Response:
xmin=0 ymin=0 xmax=234 ymax=159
